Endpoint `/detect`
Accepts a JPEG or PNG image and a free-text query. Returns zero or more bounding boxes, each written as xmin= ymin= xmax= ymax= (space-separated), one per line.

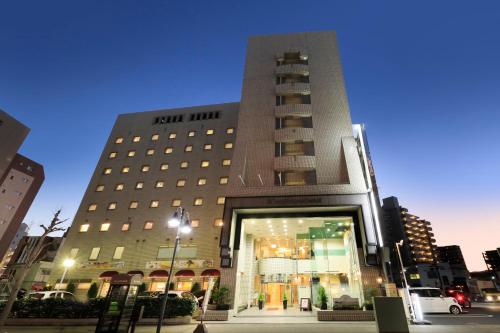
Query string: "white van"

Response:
xmin=27 ymin=291 xmax=76 ymax=301
xmin=409 ymin=287 xmax=461 ymax=315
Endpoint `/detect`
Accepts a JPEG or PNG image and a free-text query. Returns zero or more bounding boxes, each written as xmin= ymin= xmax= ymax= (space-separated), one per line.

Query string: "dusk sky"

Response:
xmin=1 ymin=1 xmax=499 ymax=271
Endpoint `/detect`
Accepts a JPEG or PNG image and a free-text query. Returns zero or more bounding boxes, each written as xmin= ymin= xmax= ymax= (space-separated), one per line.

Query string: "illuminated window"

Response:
xmin=129 ymin=201 xmax=138 ymax=209
xmin=224 ymin=143 xmax=233 ymax=149
xmin=121 ymin=166 xmax=130 ymax=173
xmin=135 ymin=182 xmax=144 ymax=189
xmin=141 ymin=165 xmax=150 ymax=172
xmin=214 ymin=218 xmax=224 ymax=227
xmin=151 ymin=134 xmax=159 ymax=141
xmin=191 ymin=219 xmax=200 ymax=228
xmin=108 ymin=152 xmax=117 ymax=159
xmin=87 ymin=204 xmax=97 ymax=211
xmin=150 ymin=200 xmax=159 ymax=208
xmin=100 ymin=223 xmax=111 ymax=232
xmin=188 ymin=131 xmax=196 ymax=137
xmin=113 ymin=247 xmax=124 ymax=260
xmin=115 ymin=183 xmax=124 ymax=191
xmin=180 ymin=161 xmax=189 ymax=169
xmin=226 ymin=128 xmax=234 ymax=134
xmin=80 ymin=224 xmax=90 ymax=232
xmin=95 ymin=185 xmax=105 ymax=192
xmin=155 ymin=181 xmax=164 ymax=188
xmin=69 ymin=248 xmax=79 ymax=258
xmin=171 ymin=199 xmax=181 ymax=207
xmin=103 ymin=168 xmax=112 ymax=175
xmin=89 ymin=247 xmax=100 ymax=260
xmin=197 ymin=178 xmax=206 ymax=186
xmin=127 ymin=150 xmax=136 ymax=157
xmin=144 ymin=221 xmax=154 ymax=230
xmin=169 ymin=133 xmax=177 ymax=139
xmin=222 ymin=159 xmax=231 ymax=166
xmin=121 ymin=223 xmax=130 ymax=231
xmin=146 ymin=149 xmax=155 ymax=156
xmin=115 ymin=137 xmax=124 ymax=144
xmin=201 ymin=161 xmax=209 ymax=168
xmin=206 ymin=129 xmax=214 ymax=135
xmin=107 ymin=202 xmax=117 ymax=210
xmin=217 ymin=196 xmax=225 ymax=205
xmin=164 ymin=147 xmax=173 ymax=154
xmin=160 ymin=163 xmax=169 ymax=171
xmin=219 ymin=177 xmax=228 ymax=185
xmin=132 ymin=136 xmax=141 ymax=142
xmin=203 ymin=144 xmax=212 ymax=150
xmin=185 ymin=145 xmax=193 ymax=152
xmin=176 ymin=179 xmax=186 ymax=187
xmin=193 ymin=198 xmax=203 ymax=206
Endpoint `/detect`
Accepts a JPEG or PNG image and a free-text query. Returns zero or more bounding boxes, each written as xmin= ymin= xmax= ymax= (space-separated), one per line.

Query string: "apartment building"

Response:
xmin=0 ymin=223 xmax=28 ymax=276
xmin=50 ymin=31 xmax=386 ymax=308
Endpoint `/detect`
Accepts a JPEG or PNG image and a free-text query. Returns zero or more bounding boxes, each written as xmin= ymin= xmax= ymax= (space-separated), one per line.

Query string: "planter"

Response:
xmin=317 ymin=310 xmax=374 ymax=321
xmin=196 ymin=310 xmax=228 ymax=321
xmin=283 ymin=300 xmax=287 ymax=310
xmin=258 ymin=300 xmax=263 ymax=310
xmin=139 ymin=316 xmax=192 ymax=325
xmin=320 ymin=303 xmax=327 ymax=310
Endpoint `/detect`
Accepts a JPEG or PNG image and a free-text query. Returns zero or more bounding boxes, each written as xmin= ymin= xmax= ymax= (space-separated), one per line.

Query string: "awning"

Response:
xmin=149 ymin=270 xmax=169 ymax=278
xmin=99 ymin=271 xmax=119 ymax=279
xmin=201 ymin=269 xmax=220 ymax=277
xmin=175 ymin=270 xmax=195 ymax=277
xmin=127 ymin=270 xmax=144 ymax=276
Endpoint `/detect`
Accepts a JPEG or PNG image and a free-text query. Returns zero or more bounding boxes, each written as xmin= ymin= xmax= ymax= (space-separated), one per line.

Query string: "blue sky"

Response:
xmin=1 ymin=1 xmax=499 ymax=270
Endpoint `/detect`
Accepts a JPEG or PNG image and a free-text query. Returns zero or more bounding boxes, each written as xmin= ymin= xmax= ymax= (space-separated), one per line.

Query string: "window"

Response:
xmin=164 ymin=147 xmax=173 ymax=154
xmin=197 ymin=178 xmax=206 ymax=186
xmin=155 ymin=181 xmax=164 ymax=188
xmin=171 ymin=199 xmax=181 ymax=207
xmin=226 ymin=128 xmax=234 ymax=134
xmin=222 ymin=159 xmax=231 ymax=166
xmin=79 ymin=224 xmax=90 ymax=232
xmin=129 ymin=201 xmax=138 ymax=209
xmin=108 ymin=152 xmax=117 ymax=159
xmin=115 ymin=137 xmax=124 ymax=144
xmin=184 ymin=145 xmax=193 ymax=152
xmin=107 ymin=202 xmax=117 ymax=210
xmin=224 ymin=143 xmax=233 ymax=149
xmin=275 ymin=142 xmax=315 ymax=157
xmin=275 ymin=170 xmax=317 ymax=186
xmin=176 ymin=179 xmax=186 ymax=187
xmin=191 ymin=219 xmax=200 ymax=228
xmin=146 ymin=149 xmax=155 ymax=156
xmin=214 ymin=218 xmax=224 ymax=227
xmin=203 ymin=144 xmax=212 ymax=150
xmin=193 ymin=198 xmax=203 ymax=206
xmin=121 ymin=223 xmax=130 ymax=231
xmin=150 ymin=200 xmax=159 ymax=208
xmin=95 ymin=185 xmax=105 ymax=192
xmin=100 ymin=223 xmax=111 ymax=231
xmin=217 ymin=196 xmax=225 ymax=205
xmin=87 ymin=204 xmax=97 ymax=211
xmin=121 ymin=166 xmax=130 ymax=173
xmin=141 ymin=165 xmax=150 ymax=172
xmin=144 ymin=221 xmax=154 ymax=230
xmin=219 ymin=177 xmax=228 ymax=185
xmin=133 ymin=136 xmax=141 ymax=142
xmin=160 ymin=163 xmax=169 ymax=171
xmin=115 ymin=183 xmax=124 ymax=191
xmin=113 ymin=247 xmax=125 ymax=260
xmin=69 ymin=248 xmax=79 ymax=258
xmin=89 ymin=247 xmax=100 ymax=260
xmin=276 ymin=116 xmax=313 ymax=129
xmin=206 ymin=129 xmax=214 ymax=135
xmin=77 ymin=283 xmax=91 ymax=290
xmin=188 ymin=131 xmax=196 ymax=137
xmin=180 ymin=161 xmax=189 ymax=169
xmin=151 ymin=134 xmax=159 ymax=141
xmin=169 ymin=133 xmax=177 ymax=139
xmin=201 ymin=161 xmax=209 ymax=168
xmin=127 ymin=150 xmax=136 ymax=157
xmin=103 ymin=168 xmax=112 ymax=175
xmin=135 ymin=182 xmax=144 ymax=189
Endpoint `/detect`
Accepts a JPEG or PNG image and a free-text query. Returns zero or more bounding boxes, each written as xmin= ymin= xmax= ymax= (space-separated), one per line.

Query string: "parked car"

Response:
xmin=27 ymin=291 xmax=76 ymax=301
xmin=409 ymin=287 xmax=462 ymax=315
xmin=444 ymin=289 xmax=471 ymax=308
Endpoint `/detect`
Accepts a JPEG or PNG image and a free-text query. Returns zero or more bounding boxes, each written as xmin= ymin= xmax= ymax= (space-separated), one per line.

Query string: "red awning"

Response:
xmin=149 ymin=270 xmax=169 ymax=278
xmin=99 ymin=271 xmax=119 ymax=279
xmin=127 ymin=270 xmax=144 ymax=276
xmin=201 ymin=269 xmax=220 ymax=277
xmin=175 ymin=270 xmax=195 ymax=277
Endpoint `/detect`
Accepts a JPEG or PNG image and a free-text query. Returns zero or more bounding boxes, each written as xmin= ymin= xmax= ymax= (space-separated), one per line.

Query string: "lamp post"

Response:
xmin=376 ymin=276 xmax=384 ymax=296
xmin=155 ymin=207 xmax=192 ymax=333
xmin=55 ymin=259 xmax=75 ymax=291
xmin=395 ymin=242 xmax=416 ymax=321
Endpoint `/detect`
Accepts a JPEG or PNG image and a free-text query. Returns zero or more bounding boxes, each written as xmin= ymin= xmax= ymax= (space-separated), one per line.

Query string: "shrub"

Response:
xmin=66 ymin=282 xmax=76 ymax=294
xmin=8 ymin=298 xmax=104 ymax=319
xmin=87 ymin=282 xmax=98 ymax=299
xmin=191 ymin=282 xmax=201 ymax=293
xmin=135 ymin=297 xmax=196 ymax=318
xmin=138 ymin=283 xmax=147 ymax=294
xmin=212 ymin=286 xmax=229 ymax=306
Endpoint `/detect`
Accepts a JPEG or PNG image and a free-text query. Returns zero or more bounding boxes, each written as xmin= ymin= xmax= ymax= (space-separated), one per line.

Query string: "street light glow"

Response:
xmin=180 ymin=225 xmax=192 ymax=234
xmin=63 ymin=259 xmax=75 ymax=268
xmin=168 ymin=216 xmax=180 ymax=228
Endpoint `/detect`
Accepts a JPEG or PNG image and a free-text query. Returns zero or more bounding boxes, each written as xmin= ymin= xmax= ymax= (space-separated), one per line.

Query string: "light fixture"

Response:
xmin=271 ymin=244 xmax=277 ymax=248
xmin=298 ymin=220 xmax=303 ymax=224
xmin=168 ymin=212 xmax=180 ymax=228
xmin=266 ymin=219 xmax=271 ymax=224
xmin=63 ymin=259 xmax=75 ymax=268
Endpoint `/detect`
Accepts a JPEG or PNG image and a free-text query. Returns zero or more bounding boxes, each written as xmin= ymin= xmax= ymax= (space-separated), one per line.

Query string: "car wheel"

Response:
xmin=450 ymin=305 xmax=461 ymax=315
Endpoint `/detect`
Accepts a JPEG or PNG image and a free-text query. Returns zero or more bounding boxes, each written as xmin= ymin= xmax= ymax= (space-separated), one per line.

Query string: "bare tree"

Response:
xmin=0 ymin=210 xmax=67 ymax=328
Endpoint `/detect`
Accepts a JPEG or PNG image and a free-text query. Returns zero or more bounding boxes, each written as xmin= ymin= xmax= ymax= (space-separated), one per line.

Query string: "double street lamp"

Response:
xmin=155 ymin=207 xmax=192 ymax=333
xmin=55 ymin=258 xmax=75 ymax=291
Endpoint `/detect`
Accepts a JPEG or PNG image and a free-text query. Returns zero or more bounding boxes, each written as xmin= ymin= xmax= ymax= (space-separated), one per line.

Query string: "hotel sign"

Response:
xmin=145 ymin=259 xmax=213 ymax=269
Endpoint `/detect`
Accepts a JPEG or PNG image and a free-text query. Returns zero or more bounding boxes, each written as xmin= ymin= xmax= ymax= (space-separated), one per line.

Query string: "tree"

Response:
xmin=87 ymin=282 xmax=99 ymax=299
xmin=138 ymin=282 xmax=147 ymax=295
xmin=66 ymin=282 xmax=76 ymax=294
xmin=190 ymin=282 xmax=201 ymax=293
xmin=0 ymin=210 xmax=67 ymax=328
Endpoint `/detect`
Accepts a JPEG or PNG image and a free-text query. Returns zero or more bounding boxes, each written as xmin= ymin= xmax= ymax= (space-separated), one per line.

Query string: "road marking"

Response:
xmin=426 ymin=314 xmax=494 ymax=318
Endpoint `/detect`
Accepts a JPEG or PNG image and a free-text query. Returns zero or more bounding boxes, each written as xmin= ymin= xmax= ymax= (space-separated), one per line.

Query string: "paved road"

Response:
xmin=424 ymin=302 xmax=500 ymax=325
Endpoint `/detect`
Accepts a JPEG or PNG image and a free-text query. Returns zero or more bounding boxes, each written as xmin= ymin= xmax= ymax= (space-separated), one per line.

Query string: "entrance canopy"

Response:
xmin=99 ymin=271 xmax=119 ymax=279
xmin=201 ymin=269 xmax=220 ymax=277
xmin=175 ymin=270 xmax=195 ymax=277
xmin=149 ymin=270 xmax=168 ymax=278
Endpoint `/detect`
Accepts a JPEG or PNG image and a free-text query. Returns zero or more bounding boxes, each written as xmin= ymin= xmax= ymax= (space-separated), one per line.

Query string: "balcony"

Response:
xmin=276 ymin=82 xmax=311 ymax=96
xmin=275 ymin=127 xmax=314 ymax=142
xmin=276 ymin=64 xmax=309 ymax=76
xmin=274 ymin=155 xmax=316 ymax=172
xmin=275 ymin=104 xmax=312 ymax=118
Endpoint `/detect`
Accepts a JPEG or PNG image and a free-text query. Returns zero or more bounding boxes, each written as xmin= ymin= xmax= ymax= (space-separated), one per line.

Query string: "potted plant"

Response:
xmin=318 ymin=286 xmax=328 ymax=310
xmin=282 ymin=291 xmax=288 ymax=310
xmin=258 ymin=292 xmax=264 ymax=310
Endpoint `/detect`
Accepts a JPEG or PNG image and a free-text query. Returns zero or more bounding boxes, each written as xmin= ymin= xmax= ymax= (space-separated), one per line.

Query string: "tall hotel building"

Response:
xmin=50 ymin=31 xmax=385 ymax=309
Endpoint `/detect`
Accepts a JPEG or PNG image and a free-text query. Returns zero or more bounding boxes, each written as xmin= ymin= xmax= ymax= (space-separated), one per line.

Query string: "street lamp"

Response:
xmin=55 ymin=258 xmax=75 ymax=291
xmin=156 ymin=207 xmax=192 ymax=333
xmin=376 ymin=276 xmax=384 ymax=296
